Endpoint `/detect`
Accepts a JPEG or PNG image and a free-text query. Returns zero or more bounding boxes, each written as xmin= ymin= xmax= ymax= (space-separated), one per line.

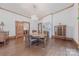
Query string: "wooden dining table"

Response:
xmin=30 ymin=33 xmax=45 ymax=39
xmin=29 ymin=32 xmax=47 ymax=47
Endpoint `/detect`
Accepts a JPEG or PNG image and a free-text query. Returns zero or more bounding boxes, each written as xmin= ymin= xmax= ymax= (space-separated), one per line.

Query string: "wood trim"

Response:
xmin=72 ymin=39 xmax=79 ymax=49
xmin=15 ymin=21 xmax=30 ymax=32
xmin=39 ymin=4 xmax=74 ymax=20
xmin=15 ymin=21 xmax=30 ymax=24
xmin=15 ymin=21 xmax=23 ymax=39
xmin=0 ymin=7 xmax=31 ymax=19
xmin=52 ymin=35 xmax=73 ymax=40
xmin=15 ymin=21 xmax=30 ymax=39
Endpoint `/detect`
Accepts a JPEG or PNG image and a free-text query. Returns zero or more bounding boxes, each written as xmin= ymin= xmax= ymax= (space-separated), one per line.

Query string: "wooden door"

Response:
xmin=16 ymin=21 xmax=24 ymax=43
xmin=16 ymin=21 xmax=30 ymax=44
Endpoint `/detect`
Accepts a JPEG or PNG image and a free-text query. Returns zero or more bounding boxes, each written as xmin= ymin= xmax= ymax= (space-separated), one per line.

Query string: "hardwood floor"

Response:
xmin=0 ymin=38 xmax=79 ymax=56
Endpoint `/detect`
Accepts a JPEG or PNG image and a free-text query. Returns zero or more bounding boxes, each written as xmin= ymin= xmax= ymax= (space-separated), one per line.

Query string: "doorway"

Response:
xmin=15 ymin=21 xmax=30 ymax=44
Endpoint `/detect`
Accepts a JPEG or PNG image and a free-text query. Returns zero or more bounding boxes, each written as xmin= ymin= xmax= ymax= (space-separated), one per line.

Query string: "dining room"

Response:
xmin=0 ymin=3 xmax=79 ymax=56
xmin=15 ymin=14 xmax=50 ymax=48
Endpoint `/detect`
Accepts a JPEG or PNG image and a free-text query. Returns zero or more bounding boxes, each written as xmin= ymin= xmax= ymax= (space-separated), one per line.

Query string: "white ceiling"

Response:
xmin=0 ymin=3 xmax=73 ymax=19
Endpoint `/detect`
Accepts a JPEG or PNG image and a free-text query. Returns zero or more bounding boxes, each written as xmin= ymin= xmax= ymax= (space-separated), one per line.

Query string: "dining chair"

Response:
xmin=25 ymin=30 xmax=39 ymax=48
xmin=39 ymin=31 xmax=49 ymax=47
xmin=28 ymin=35 xmax=39 ymax=48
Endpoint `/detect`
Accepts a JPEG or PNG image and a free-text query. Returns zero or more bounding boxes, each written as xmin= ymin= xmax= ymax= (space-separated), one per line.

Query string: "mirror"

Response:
xmin=38 ymin=23 xmax=42 ymax=34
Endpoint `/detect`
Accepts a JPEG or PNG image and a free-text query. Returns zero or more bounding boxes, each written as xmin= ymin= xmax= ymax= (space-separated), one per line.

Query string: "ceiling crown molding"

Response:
xmin=0 ymin=4 xmax=74 ymax=20
xmin=53 ymin=3 xmax=74 ymax=14
xmin=0 ymin=7 xmax=31 ymax=19
xmin=39 ymin=3 xmax=74 ymax=20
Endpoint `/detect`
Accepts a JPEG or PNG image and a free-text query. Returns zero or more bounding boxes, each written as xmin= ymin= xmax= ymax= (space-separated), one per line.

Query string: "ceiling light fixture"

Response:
xmin=33 ymin=4 xmax=36 ymax=9
xmin=32 ymin=4 xmax=37 ymax=17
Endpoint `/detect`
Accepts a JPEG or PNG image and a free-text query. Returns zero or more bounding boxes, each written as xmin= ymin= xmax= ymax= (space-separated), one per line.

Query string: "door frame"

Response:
xmin=15 ymin=21 xmax=30 ymax=39
xmin=38 ymin=23 xmax=42 ymax=34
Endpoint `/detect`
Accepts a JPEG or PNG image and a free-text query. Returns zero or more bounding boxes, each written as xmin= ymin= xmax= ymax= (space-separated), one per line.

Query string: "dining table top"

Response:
xmin=30 ymin=32 xmax=45 ymax=38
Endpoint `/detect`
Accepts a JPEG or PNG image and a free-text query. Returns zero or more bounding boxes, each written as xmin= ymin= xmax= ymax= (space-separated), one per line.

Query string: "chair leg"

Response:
xmin=29 ymin=41 xmax=32 ymax=48
xmin=4 ymin=40 xmax=6 ymax=45
xmin=5 ymin=39 xmax=9 ymax=45
xmin=29 ymin=43 xmax=31 ymax=48
xmin=43 ymin=39 xmax=46 ymax=48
